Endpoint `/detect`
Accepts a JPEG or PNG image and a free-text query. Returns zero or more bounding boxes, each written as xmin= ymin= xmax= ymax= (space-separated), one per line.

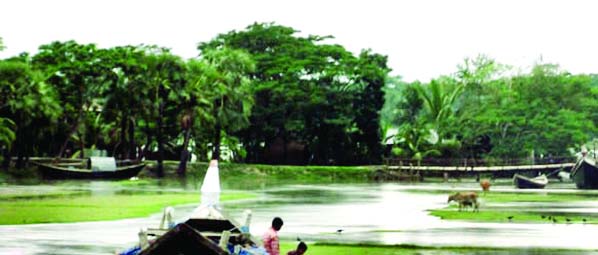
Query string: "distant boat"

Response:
xmin=513 ymin=173 xmax=548 ymax=189
xmin=32 ymin=157 xmax=145 ymax=180
xmin=571 ymin=157 xmax=598 ymax=189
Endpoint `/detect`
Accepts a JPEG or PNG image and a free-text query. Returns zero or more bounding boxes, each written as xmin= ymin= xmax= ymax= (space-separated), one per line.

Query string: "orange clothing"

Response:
xmin=262 ymin=227 xmax=280 ymax=255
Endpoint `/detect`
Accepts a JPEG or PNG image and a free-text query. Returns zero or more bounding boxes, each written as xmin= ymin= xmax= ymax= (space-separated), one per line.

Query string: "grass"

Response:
xmin=143 ymin=161 xmax=376 ymax=188
xmin=0 ymin=191 xmax=255 ymax=225
xmin=0 ymin=160 xmax=374 ymax=225
xmin=430 ymin=209 xmax=597 ymax=224
xmin=426 ymin=190 xmax=598 ymax=224
xmin=279 ymin=242 xmax=593 ymax=255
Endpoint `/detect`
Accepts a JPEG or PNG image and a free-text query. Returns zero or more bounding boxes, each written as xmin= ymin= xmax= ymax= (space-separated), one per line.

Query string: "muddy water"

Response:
xmin=2 ymin=181 xmax=598 ymax=254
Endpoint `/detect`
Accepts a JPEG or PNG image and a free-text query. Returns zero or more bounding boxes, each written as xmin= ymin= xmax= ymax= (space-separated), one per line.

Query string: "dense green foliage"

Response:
xmin=2 ymin=27 xmax=597 ymax=168
xmin=382 ymin=55 xmax=598 ymax=162
xmin=199 ymin=23 xmax=390 ymax=165
xmin=0 ymin=23 xmax=389 ymax=168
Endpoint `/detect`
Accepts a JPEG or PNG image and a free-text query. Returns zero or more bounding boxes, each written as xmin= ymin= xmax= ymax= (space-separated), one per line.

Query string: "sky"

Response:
xmin=1 ymin=0 xmax=597 ymax=82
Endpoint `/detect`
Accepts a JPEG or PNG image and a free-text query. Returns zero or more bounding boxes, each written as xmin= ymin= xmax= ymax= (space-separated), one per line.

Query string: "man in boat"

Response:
xmin=263 ymin=217 xmax=284 ymax=255
xmin=287 ymin=241 xmax=308 ymax=255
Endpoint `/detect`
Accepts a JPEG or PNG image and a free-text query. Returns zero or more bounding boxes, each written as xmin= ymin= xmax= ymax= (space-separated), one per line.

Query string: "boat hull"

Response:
xmin=139 ymin=223 xmax=228 ymax=255
xmin=34 ymin=161 xmax=145 ymax=180
xmin=571 ymin=158 xmax=598 ymax=189
xmin=513 ymin=174 xmax=547 ymax=189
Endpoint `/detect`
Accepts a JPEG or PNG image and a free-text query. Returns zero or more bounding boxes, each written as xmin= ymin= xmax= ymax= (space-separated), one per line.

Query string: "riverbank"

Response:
xmin=419 ymin=189 xmax=598 ymax=224
xmin=0 ymin=161 xmax=375 ymax=225
xmin=143 ymin=160 xmax=377 ymax=187
xmin=279 ymin=242 xmax=596 ymax=255
xmin=0 ymin=188 xmax=255 ymax=225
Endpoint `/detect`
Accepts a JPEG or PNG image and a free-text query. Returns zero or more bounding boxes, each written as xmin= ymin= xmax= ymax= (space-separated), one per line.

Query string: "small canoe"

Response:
xmin=513 ymin=174 xmax=548 ymax=189
xmin=571 ymin=157 xmax=598 ymax=189
xmin=32 ymin=159 xmax=145 ymax=180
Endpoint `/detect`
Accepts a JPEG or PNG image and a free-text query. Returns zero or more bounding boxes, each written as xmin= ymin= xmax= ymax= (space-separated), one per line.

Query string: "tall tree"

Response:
xmin=0 ymin=59 xmax=61 ymax=168
xmin=32 ymin=41 xmax=107 ymax=158
xmin=200 ymin=22 xmax=389 ymax=165
xmin=352 ymin=50 xmax=390 ymax=164
xmin=195 ymin=47 xmax=255 ymax=161
xmin=143 ymin=48 xmax=187 ymax=177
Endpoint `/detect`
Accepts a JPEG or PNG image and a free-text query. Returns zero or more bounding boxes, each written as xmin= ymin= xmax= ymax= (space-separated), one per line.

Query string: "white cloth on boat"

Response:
xmin=90 ymin=157 xmax=117 ymax=172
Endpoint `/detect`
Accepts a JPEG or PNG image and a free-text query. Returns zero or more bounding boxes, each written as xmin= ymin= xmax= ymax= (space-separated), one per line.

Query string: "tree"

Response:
xmin=413 ymin=77 xmax=463 ymax=136
xmin=32 ymin=41 xmax=108 ymax=158
xmin=0 ymin=59 xmax=61 ymax=168
xmin=352 ymin=50 xmax=390 ymax=164
xmin=141 ymin=48 xmax=187 ymax=177
xmin=175 ymin=59 xmax=214 ymax=175
xmin=0 ymin=37 xmax=14 ymax=162
xmin=194 ymin=47 xmax=256 ymax=161
xmin=200 ymin=22 xmax=389 ymax=165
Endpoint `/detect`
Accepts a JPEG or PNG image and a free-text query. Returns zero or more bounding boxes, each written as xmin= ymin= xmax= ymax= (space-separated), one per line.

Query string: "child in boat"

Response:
xmin=262 ymin=217 xmax=284 ymax=255
xmin=287 ymin=242 xmax=308 ymax=255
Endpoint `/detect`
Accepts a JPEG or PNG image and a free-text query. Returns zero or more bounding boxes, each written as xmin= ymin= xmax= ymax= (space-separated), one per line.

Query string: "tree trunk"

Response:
xmin=57 ymin=109 xmax=83 ymax=159
xmin=15 ymin=115 xmax=25 ymax=169
xmin=177 ymin=127 xmax=192 ymax=177
xmin=1 ymin=147 xmax=10 ymax=171
xmin=211 ymin=123 xmax=221 ymax=160
xmin=78 ymin=130 xmax=85 ymax=159
xmin=118 ymin=114 xmax=128 ymax=159
xmin=141 ymin=130 xmax=152 ymax=161
xmin=128 ymin=117 xmax=136 ymax=160
xmin=156 ymin=86 xmax=165 ymax=178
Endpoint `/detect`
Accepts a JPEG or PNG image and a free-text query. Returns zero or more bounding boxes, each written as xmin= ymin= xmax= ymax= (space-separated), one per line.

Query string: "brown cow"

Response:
xmin=448 ymin=191 xmax=479 ymax=212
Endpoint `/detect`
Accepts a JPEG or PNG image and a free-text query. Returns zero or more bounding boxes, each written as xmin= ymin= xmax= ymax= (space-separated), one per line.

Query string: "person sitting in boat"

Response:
xmin=287 ymin=241 xmax=308 ymax=255
xmin=263 ymin=217 xmax=284 ymax=255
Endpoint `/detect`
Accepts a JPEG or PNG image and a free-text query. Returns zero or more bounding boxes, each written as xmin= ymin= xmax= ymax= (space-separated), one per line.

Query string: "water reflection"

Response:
xmin=1 ymin=182 xmax=598 ymax=254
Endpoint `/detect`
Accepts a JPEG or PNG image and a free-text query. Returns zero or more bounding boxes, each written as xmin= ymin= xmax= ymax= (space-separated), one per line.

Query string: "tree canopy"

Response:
xmin=384 ymin=56 xmax=598 ymax=163
xmin=199 ymin=23 xmax=390 ymax=165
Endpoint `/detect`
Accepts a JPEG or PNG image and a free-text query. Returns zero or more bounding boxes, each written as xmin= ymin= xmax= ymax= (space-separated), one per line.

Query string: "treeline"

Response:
xmin=0 ymin=22 xmax=389 ymax=174
xmin=381 ymin=55 xmax=598 ymax=164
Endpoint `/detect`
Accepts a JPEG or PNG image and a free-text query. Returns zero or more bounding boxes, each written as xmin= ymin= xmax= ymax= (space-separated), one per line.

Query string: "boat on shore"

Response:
xmin=31 ymin=157 xmax=145 ymax=180
xmin=513 ymin=173 xmax=548 ymax=189
xmin=571 ymin=157 xmax=598 ymax=189
xmin=127 ymin=160 xmax=264 ymax=255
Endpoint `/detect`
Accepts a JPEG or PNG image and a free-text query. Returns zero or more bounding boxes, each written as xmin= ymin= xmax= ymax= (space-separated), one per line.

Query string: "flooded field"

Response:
xmin=1 ymin=180 xmax=598 ymax=254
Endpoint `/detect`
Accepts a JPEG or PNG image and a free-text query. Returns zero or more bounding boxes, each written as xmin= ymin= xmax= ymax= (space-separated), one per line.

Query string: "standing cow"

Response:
xmin=448 ymin=191 xmax=479 ymax=212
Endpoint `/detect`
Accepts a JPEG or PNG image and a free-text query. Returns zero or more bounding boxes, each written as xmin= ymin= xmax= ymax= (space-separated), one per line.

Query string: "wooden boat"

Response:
xmin=133 ymin=160 xmax=262 ymax=255
xmin=513 ymin=173 xmax=548 ymax=189
xmin=571 ymin=157 xmax=598 ymax=189
xmin=136 ymin=207 xmax=255 ymax=255
xmin=32 ymin=158 xmax=145 ymax=180
xmin=139 ymin=223 xmax=228 ymax=255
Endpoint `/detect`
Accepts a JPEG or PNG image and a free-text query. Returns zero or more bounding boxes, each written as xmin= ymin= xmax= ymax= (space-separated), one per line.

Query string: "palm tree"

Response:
xmin=197 ymin=47 xmax=256 ymax=160
xmin=413 ymin=78 xmax=463 ymax=134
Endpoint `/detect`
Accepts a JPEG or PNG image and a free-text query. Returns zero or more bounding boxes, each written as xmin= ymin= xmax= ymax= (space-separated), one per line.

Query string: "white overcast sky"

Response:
xmin=1 ymin=0 xmax=597 ymax=82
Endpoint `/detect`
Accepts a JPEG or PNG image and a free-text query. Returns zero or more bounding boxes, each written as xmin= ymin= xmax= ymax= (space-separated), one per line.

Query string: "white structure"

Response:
xmin=191 ymin=159 xmax=224 ymax=219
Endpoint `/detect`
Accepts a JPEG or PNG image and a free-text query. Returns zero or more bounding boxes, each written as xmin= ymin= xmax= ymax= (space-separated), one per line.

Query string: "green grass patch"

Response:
xmin=139 ymin=161 xmax=377 ymax=189
xmin=428 ymin=191 xmax=598 ymax=224
xmin=279 ymin=242 xmax=593 ymax=255
xmin=0 ymin=191 xmax=255 ymax=225
xmin=430 ymin=209 xmax=598 ymax=224
xmin=408 ymin=188 xmax=598 ymax=203
xmin=478 ymin=192 xmax=598 ymax=203
xmin=0 ymin=189 xmax=89 ymax=199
